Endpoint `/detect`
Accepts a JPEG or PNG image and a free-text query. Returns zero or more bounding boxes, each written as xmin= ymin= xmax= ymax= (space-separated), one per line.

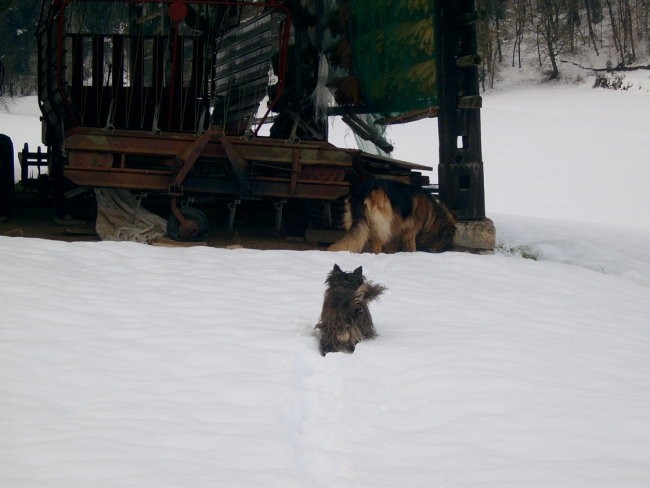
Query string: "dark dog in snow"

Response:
xmin=315 ymin=264 xmax=386 ymax=355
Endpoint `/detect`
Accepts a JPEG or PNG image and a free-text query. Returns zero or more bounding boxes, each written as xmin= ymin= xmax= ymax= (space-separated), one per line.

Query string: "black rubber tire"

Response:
xmin=0 ymin=134 xmax=15 ymax=217
xmin=167 ymin=206 xmax=210 ymax=242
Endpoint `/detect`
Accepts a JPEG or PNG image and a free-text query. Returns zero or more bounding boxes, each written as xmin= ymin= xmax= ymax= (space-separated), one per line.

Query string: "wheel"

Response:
xmin=167 ymin=206 xmax=210 ymax=242
xmin=0 ymin=134 xmax=15 ymax=217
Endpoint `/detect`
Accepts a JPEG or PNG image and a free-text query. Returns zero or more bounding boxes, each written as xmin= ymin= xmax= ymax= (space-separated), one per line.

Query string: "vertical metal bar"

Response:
xmin=70 ymin=34 xmax=84 ymax=121
xmin=92 ymin=35 xmax=105 ymax=126
xmin=167 ymin=24 xmax=182 ymax=130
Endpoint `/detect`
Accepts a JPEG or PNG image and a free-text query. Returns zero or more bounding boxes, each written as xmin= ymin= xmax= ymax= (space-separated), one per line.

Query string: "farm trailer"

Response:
xmin=2 ymin=0 xmax=490 ymax=246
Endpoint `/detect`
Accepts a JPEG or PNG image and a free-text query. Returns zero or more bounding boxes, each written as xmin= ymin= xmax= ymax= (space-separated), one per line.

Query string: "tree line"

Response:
xmin=0 ymin=0 xmax=41 ymax=97
xmin=478 ymin=0 xmax=650 ymax=88
xmin=1 ymin=0 xmax=648 ymax=97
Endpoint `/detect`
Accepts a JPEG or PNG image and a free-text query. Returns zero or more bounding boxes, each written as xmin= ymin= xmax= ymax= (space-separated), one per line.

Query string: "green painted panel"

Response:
xmin=348 ymin=0 xmax=437 ymax=114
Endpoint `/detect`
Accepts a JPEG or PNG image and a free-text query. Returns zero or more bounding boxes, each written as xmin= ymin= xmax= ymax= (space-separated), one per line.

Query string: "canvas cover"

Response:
xmin=95 ymin=188 xmax=167 ymax=244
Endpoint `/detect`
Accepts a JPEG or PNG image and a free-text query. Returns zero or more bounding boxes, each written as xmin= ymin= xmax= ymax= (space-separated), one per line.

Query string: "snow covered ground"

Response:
xmin=1 ymin=73 xmax=650 ymax=487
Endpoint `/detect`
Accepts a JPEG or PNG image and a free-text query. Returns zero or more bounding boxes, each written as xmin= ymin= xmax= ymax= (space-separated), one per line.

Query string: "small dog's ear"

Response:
xmin=353 ymin=266 xmax=363 ymax=276
xmin=333 ymin=264 xmax=342 ymax=272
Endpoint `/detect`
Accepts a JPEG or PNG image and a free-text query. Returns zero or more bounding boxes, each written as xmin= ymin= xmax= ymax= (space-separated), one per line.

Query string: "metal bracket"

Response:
xmin=170 ymin=195 xmax=199 ymax=240
xmin=274 ymin=199 xmax=287 ymax=234
xmin=283 ymin=106 xmax=324 ymax=142
xmin=227 ymin=199 xmax=241 ymax=234
xmin=168 ymin=183 xmax=183 ymax=196
xmin=103 ymin=99 xmax=115 ymax=132
xmin=286 ymin=111 xmax=301 ymax=144
xmin=219 ymin=133 xmax=251 ymax=195
xmin=171 ymin=125 xmax=219 ymax=189
xmin=151 ymin=104 xmax=162 ymax=135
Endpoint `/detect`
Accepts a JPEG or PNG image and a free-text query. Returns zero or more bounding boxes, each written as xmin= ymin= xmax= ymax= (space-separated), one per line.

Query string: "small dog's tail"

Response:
xmin=354 ymin=281 xmax=386 ymax=305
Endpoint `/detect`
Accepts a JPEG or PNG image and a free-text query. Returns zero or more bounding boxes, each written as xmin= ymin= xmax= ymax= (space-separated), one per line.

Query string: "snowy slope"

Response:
xmin=481 ymin=82 xmax=650 ymax=228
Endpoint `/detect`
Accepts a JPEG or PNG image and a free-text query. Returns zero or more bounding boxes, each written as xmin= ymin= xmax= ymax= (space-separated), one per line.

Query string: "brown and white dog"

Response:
xmin=328 ymin=179 xmax=456 ymax=253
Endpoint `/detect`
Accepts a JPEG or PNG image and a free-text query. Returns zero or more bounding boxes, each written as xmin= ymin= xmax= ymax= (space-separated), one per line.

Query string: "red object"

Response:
xmin=168 ymin=2 xmax=188 ymax=21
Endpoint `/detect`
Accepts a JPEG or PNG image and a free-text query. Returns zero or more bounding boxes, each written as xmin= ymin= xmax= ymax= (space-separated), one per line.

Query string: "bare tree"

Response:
xmin=478 ymin=0 xmax=508 ymax=89
xmin=605 ymin=0 xmax=638 ymax=64
xmin=530 ymin=0 xmax=570 ymax=79
xmin=512 ymin=0 xmax=528 ymax=68
xmin=584 ymin=0 xmax=602 ymax=54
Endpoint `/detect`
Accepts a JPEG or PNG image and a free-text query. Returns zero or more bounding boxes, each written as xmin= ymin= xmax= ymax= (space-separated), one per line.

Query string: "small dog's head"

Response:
xmin=326 ymin=264 xmax=365 ymax=289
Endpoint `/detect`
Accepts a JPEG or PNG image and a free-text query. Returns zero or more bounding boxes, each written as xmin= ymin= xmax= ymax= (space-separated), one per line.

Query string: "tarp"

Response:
xmin=95 ymin=188 xmax=167 ymax=244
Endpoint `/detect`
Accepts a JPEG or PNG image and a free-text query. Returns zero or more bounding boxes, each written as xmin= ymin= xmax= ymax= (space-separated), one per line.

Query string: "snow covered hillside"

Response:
xmin=1 ymin=75 xmax=650 ymax=487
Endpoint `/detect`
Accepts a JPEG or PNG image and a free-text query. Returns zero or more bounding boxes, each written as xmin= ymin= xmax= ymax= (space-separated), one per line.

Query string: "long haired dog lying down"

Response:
xmin=328 ymin=179 xmax=456 ymax=253
xmin=315 ymin=264 xmax=386 ymax=356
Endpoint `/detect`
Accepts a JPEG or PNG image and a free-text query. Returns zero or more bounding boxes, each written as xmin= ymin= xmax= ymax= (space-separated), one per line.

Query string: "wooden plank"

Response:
xmin=64 ymin=167 xmax=171 ymax=191
xmin=351 ymin=150 xmax=433 ymax=171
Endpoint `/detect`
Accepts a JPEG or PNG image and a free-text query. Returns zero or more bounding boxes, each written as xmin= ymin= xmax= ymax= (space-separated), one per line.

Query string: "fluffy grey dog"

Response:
xmin=315 ymin=264 xmax=386 ymax=356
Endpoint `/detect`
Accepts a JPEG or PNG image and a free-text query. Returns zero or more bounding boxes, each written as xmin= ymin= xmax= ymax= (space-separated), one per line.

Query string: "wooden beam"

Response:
xmin=436 ymin=0 xmax=485 ymax=220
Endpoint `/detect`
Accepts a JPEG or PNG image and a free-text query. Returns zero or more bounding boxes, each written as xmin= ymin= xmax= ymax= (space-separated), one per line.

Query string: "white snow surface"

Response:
xmin=2 ymin=77 xmax=650 ymax=487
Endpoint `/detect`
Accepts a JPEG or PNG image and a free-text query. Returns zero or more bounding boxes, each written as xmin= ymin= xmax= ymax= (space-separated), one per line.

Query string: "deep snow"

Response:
xmin=1 ymin=73 xmax=650 ymax=487
xmin=1 ymin=237 xmax=649 ymax=488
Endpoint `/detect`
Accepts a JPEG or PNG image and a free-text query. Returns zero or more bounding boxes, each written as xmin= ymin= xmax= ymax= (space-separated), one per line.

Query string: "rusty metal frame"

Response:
xmin=170 ymin=125 xmax=221 ymax=193
xmin=52 ymin=0 xmax=292 ymax=133
xmin=218 ymin=132 xmax=251 ymax=195
xmin=62 ymin=124 xmax=432 ymax=202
